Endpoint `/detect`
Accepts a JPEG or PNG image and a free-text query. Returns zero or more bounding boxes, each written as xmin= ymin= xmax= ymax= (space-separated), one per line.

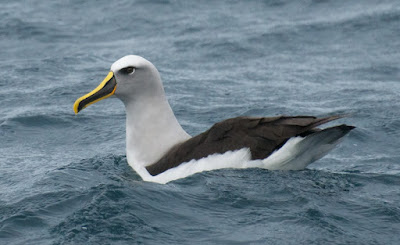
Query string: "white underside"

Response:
xmin=131 ymin=135 xmax=341 ymax=184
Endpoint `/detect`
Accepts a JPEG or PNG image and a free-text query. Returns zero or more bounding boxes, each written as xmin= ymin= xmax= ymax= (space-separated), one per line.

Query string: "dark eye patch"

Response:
xmin=121 ymin=66 xmax=135 ymax=74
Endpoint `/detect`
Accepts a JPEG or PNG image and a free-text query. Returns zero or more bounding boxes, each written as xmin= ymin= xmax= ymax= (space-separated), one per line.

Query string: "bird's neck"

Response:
xmin=124 ymin=95 xmax=191 ymax=170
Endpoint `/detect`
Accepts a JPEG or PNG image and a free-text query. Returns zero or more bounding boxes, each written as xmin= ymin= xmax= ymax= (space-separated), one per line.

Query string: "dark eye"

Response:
xmin=121 ymin=66 xmax=135 ymax=74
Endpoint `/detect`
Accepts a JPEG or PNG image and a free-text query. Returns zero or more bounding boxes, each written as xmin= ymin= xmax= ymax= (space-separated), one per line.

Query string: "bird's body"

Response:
xmin=74 ymin=55 xmax=354 ymax=184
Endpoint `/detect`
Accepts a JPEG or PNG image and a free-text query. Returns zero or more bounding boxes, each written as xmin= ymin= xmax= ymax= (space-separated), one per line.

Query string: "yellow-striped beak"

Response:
xmin=73 ymin=71 xmax=117 ymax=114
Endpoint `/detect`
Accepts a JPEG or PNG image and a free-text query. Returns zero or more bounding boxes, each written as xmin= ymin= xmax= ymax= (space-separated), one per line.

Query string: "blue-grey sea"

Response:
xmin=1 ymin=0 xmax=400 ymax=244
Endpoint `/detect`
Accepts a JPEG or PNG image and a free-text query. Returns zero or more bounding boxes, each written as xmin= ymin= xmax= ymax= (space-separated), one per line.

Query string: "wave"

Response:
xmin=247 ymin=6 xmax=400 ymax=46
xmin=1 ymin=150 xmax=400 ymax=244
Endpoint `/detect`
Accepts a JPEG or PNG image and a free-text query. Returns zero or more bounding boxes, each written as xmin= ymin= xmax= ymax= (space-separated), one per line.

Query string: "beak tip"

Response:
xmin=73 ymin=101 xmax=80 ymax=114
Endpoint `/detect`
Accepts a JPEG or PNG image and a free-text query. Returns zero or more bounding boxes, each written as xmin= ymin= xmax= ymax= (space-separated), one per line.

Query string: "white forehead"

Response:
xmin=110 ymin=55 xmax=152 ymax=72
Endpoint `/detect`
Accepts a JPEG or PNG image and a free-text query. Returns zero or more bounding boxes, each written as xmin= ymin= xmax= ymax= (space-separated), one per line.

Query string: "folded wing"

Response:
xmin=146 ymin=115 xmax=352 ymax=176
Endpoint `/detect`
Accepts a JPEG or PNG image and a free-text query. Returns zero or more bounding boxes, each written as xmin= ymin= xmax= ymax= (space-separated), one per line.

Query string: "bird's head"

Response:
xmin=73 ymin=55 xmax=163 ymax=114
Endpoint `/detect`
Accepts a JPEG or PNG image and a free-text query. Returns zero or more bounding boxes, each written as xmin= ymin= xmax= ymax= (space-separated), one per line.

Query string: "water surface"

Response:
xmin=1 ymin=0 xmax=400 ymax=244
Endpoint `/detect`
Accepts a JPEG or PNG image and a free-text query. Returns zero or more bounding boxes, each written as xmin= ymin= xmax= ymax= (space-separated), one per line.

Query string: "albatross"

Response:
xmin=73 ymin=55 xmax=354 ymax=184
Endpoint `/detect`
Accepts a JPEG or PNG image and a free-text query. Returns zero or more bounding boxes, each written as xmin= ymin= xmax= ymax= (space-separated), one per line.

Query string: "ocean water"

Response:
xmin=1 ymin=0 xmax=400 ymax=244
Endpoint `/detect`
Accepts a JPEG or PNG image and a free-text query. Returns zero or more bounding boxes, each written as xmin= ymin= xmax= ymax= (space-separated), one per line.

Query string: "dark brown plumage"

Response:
xmin=146 ymin=115 xmax=354 ymax=176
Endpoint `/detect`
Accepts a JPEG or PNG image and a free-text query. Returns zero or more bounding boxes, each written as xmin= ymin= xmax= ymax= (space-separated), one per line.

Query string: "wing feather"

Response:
xmin=146 ymin=115 xmax=349 ymax=176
